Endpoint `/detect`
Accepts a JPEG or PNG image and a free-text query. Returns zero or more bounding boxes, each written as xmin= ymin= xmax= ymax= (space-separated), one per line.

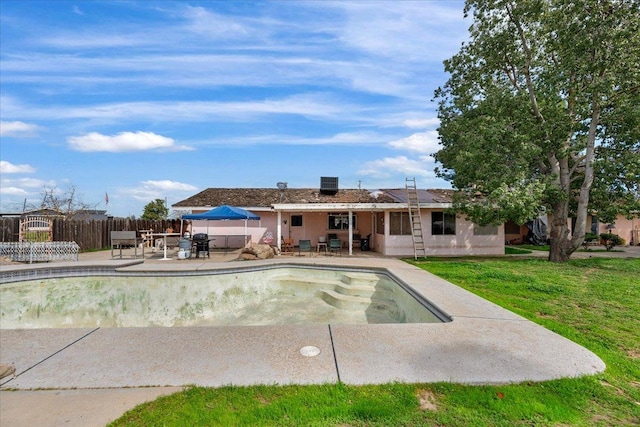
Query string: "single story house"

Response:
xmin=172 ymin=179 xmax=505 ymax=257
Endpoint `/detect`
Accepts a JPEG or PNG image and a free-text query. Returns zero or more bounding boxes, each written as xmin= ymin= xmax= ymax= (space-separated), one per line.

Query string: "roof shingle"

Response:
xmin=173 ymin=188 xmax=452 ymax=208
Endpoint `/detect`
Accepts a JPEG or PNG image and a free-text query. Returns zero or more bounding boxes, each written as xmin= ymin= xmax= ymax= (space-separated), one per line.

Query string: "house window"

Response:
xmin=389 ymin=212 xmax=412 ymax=235
xmin=432 ymin=212 xmax=456 ymax=235
xmin=474 ymin=224 xmax=498 ymax=235
xmin=291 ymin=215 xmax=303 ymax=227
xmin=328 ymin=213 xmax=356 ymax=230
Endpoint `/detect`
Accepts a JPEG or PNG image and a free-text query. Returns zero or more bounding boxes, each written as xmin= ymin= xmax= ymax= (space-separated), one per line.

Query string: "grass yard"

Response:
xmin=109 ymin=257 xmax=640 ymax=427
xmin=504 ymin=246 xmax=532 ymax=254
xmin=516 ymin=244 xmax=623 ymax=253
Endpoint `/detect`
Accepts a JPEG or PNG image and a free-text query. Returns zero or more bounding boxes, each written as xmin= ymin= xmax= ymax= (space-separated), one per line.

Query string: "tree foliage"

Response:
xmin=141 ymin=199 xmax=168 ymax=220
xmin=434 ymin=0 xmax=640 ymax=261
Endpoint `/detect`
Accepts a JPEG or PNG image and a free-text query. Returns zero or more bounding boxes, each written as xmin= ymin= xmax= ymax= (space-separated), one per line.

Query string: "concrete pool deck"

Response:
xmin=1 ymin=247 xmax=629 ymax=426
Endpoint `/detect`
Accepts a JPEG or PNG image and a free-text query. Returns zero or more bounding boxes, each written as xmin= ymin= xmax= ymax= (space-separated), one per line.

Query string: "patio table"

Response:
xmin=151 ymin=232 xmax=181 ymax=260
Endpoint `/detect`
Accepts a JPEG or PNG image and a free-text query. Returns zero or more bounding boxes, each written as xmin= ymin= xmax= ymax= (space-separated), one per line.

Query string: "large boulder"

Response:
xmin=239 ymin=244 xmax=275 ymax=260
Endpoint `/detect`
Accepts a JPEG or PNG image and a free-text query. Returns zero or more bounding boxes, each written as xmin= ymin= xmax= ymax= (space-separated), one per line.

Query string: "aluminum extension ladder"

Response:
xmin=405 ymin=177 xmax=426 ymax=259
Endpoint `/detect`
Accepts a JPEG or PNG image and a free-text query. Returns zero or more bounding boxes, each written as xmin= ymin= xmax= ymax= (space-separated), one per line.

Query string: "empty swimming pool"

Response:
xmin=0 ymin=267 xmax=450 ymax=328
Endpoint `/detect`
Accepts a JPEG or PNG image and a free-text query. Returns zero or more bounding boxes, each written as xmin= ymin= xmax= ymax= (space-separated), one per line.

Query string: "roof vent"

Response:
xmin=320 ymin=177 xmax=339 ymax=195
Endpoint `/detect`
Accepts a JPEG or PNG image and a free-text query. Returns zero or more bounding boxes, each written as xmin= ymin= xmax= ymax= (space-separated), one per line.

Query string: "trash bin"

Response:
xmin=361 ymin=234 xmax=370 ymax=251
xmin=179 ymin=238 xmax=192 ymax=258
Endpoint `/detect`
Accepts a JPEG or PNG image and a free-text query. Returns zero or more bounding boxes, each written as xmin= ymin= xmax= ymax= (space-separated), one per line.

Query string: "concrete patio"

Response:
xmin=2 ymin=246 xmax=633 ymax=426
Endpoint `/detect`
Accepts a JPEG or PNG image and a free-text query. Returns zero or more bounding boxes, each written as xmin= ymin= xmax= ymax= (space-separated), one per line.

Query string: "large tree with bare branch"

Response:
xmin=434 ymin=0 xmax=640 ymax=261
xmin=34 ymin=184 xmax=98 ymax=218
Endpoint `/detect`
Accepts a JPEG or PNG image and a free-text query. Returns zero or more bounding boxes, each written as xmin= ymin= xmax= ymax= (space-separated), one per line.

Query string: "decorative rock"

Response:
xmin=239 ymin=244 xmax=275 ymax=260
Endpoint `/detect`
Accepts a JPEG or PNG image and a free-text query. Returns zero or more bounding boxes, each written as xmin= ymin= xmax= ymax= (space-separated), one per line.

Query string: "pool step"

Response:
xmin=317 ymin=289 xmax=398 ymax=312
xmin=274 ymin=273 xmax=389 ymax=300
xmin=333 ymin=282 xmax=377 ymax=298
xmin=274 ymin=275 xmax=342 ymax=289
xmin=340 ymin=272 xmax=380 ymax=287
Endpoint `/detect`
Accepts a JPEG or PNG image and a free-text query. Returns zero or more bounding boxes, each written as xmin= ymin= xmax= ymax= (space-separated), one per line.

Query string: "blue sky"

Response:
xmin=0 ymin=0 xmax=469 ymax=218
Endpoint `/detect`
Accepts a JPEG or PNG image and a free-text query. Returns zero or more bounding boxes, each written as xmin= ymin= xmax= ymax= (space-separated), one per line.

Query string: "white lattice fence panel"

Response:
xmin=0 ymin=241 xmax=79 ymax=263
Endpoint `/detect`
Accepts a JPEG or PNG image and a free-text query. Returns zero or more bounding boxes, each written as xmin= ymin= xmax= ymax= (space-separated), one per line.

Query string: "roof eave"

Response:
xmin=272 ymin=202 xmax=452 ymax=211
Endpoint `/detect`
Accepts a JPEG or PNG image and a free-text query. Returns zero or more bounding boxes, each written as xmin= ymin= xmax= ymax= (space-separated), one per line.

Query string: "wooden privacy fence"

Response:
xmin=0 ymin=218 xmax=177 ymax=252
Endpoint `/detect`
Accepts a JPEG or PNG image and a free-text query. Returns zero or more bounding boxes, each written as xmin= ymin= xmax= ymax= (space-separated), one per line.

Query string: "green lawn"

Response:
xmin=110 ymin=257 xmax=640 ymax=427
xmin=504 ymin=246 xmax=532 ymax=254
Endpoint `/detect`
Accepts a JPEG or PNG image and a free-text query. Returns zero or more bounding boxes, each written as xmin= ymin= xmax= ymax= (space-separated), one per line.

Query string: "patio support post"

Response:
xmin=384 ymin=210 xmax=390 ymax=256
xmin=277 ymin=210 xmax=282 ymax=251
xmin=348 ymin=210 xmax=353 ymax=256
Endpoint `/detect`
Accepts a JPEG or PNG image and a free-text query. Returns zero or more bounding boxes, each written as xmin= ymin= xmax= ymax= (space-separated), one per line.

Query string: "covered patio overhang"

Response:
xmin=272 ymin=203 xmax=390 ymax=255
xmin=271 ymin=203 xmax=393 ymax=255
xmin=271 ymin=202 xmax=454 ymax=255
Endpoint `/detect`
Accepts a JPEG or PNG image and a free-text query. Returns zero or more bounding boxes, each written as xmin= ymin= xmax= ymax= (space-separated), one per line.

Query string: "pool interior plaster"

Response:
xmin=1 ymin=268 xmax=444 ymax=328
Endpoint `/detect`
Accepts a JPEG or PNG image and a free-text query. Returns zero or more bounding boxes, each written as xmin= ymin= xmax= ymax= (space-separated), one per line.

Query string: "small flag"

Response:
xmin=105 ymin=192 xmax=109 ymax=205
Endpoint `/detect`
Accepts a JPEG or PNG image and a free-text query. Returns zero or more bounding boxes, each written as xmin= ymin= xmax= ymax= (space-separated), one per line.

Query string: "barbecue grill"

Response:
xmin=191 ymin=233 xmax=211 ymax=258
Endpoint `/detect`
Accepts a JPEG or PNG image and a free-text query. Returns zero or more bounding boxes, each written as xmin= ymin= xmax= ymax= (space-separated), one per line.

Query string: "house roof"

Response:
xmin=381 ymin=189 xmax=453 ymax=204
xmin=173 ymin=188 xmax=454 ymax=209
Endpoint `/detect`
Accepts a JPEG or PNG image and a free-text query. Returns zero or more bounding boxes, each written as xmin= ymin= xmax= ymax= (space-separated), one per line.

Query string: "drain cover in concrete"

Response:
xmin=300 ymin=346 xmax=321 ymax=357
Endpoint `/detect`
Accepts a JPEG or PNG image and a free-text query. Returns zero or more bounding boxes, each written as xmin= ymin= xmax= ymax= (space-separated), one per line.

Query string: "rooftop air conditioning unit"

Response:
xmin=320 ymin=177 xmax=339 ymax=195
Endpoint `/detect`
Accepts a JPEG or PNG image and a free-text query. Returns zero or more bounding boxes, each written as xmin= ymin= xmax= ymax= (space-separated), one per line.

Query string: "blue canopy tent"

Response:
xmin=181 ymin=205 xmax=261 ymax=248
xmin=182 ymin=205 xmax=260 ymax=221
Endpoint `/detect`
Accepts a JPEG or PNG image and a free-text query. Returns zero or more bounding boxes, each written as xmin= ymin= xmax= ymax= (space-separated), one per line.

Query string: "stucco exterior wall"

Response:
xmin=189 ymin=211 xmax=376 ymax=250
xmin=189 ymin=211 xmax=277 ymax=247
xmin=380 ymin=211 xmax=504 ymax=257
xmin=595 ymin=215 xmax=640 ymax=246
xmin=188 ymin=208 xmax=505 ymax=256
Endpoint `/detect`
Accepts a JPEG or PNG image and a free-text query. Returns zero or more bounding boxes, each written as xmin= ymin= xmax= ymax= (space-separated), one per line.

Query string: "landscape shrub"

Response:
xmin=581 ymin=232 xmax=599 ymax=250
xmin=599 ymin=233 xmax=624 ymax=251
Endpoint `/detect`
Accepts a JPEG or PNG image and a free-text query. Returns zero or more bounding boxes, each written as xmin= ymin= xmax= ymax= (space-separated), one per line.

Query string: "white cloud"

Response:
xmin=187 ymin=130 xmax=396 ymax=148
xmin=357 ymin=155 xmax=435 ymax=179
xmin=6 ymin=94 xmax=360 ymax=125
xmin=334 ymin=1 xmax=468 ymax=61
xmin=275 ymin=131 xmax=386 ymax=146
xmin=142 ymin=180 xmax=199 ymax=192
xmin=0 ymin=160 xmax=36 ymax=174
xmin=0 ymin=121 xmax=40 ymax=137
xmin=388 ymin=131 xmax=440 ymax=154
xmin=0 ymin=177 xmax=54 ymax=197
xmin=402 ymin=118 xmax=440 ymax=129
xmin=0 ymin=186 xmax=30 ymax=196
xmin=127 ymin=180 xmax=199 ymax=202
xmin=183 ymin=6 xmax=251 ymax=39
xmin=67 ymin=131 xmax=191 ymax=152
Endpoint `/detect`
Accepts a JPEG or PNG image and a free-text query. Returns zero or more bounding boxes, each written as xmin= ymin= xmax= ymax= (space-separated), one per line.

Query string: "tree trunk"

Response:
xmin=570 ymin=103 xmax=599 ymax=253
xmin=548 ymin=200 xmax=576 ymax=262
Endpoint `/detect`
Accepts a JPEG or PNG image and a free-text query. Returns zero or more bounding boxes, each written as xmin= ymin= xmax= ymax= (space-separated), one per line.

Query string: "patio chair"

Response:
xmin=282 ymin=237 xmax=294 ymax=254
xmin=298 ymin=239 xmax=313 ymax=257
xmin=329 ymin=238 xmax=342 ymax=256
